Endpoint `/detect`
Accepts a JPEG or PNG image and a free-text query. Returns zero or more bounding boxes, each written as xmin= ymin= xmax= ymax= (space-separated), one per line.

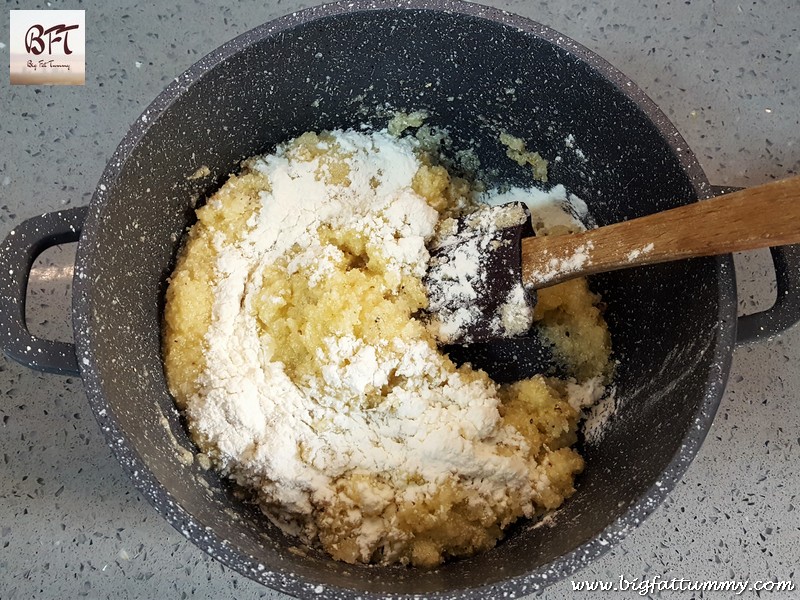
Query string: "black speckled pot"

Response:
xmin=2 ymin=2 xmax=800 ymax=598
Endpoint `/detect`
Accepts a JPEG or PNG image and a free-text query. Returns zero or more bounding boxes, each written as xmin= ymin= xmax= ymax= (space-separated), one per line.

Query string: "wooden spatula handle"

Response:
xmin=521 ymin=175 xmax=800 ymax=289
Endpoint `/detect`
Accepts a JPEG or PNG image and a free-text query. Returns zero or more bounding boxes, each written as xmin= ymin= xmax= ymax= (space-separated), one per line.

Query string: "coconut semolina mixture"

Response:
xmin=163 ymin=125 xmax=611 ymax=567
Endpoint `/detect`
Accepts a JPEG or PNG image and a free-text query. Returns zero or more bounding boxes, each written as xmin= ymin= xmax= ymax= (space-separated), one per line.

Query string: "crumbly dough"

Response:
xmin=500 ymin=132 xmax=549 ymax=182
xmin=163 ymin=129 xmax=611 ymax=567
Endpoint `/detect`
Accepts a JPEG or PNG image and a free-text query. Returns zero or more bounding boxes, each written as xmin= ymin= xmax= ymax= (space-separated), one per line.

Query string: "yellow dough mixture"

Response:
xmin=163 ymin=127 xmax=611 ymax=567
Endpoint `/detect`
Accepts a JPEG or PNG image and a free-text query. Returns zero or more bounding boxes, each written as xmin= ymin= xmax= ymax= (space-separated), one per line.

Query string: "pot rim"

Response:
xmin=72 ymin=1 xmax=736 ymax=598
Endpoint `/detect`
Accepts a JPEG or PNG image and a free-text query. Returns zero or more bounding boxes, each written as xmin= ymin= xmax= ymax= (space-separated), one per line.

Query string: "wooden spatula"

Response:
xmin=430 ymin=176 xmax=800 ymax=381
xmin=522 ymin=176 xmax=800 ymax=289
xmin=428 ymin=176 xmax=800 ymax=349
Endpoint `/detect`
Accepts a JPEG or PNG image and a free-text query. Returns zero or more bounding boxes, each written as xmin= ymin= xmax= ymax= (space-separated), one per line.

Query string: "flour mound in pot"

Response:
xmin=163 ymin=128 xmax=611 ymax=567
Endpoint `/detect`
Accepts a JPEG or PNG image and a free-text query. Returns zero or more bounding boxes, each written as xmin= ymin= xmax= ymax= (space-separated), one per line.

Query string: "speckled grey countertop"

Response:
xmin=1 ymin=1 xmax=798 ymax=598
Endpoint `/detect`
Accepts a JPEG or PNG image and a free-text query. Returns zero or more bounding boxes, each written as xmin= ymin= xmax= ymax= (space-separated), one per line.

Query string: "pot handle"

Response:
xmin=736 ymin=243 xmax=800 ymax=344
xmin=0 ymin=207 xmax=87 ymax=376
xmin=707 ymin=186 xmax=800 ymax=345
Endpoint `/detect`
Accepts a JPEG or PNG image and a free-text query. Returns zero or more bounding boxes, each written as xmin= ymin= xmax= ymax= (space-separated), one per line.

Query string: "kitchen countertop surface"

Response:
xmin=1 ymin=1 xmax=798 ymax=598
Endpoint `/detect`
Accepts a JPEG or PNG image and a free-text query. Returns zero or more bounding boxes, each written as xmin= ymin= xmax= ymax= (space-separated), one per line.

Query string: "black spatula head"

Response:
xmin=423 ymin=201 xmax=568 ymax=378
xmin=443 ymin=329 xmax=567 ymax=382
xmin=423 ymin=202 xmax=536 ymax=344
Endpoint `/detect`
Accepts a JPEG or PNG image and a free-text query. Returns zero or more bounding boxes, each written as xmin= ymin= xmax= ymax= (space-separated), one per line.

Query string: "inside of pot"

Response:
xmin=77 ymin=6 xmax=727 ymax=597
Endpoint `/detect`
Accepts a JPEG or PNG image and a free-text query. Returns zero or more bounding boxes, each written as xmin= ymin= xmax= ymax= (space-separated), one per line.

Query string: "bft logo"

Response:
xmin=25 ymin=23 xmax=80 ymax=56
xmin=10 ymin=10 xmax=85 ymax=85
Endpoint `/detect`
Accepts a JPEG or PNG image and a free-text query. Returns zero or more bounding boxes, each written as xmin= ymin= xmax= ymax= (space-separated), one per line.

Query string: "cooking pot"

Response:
xmin=2 ymin=1 xmax=799 ymax=598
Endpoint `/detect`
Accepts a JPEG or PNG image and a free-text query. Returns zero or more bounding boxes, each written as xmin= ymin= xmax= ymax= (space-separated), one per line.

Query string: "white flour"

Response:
xmin=528 ymin=241 xmax=595 ymax=286
xmin=482 ymin=184 xmax=591 ymax=234
xmin=583 ymin=386 xmax=618 ymax=444
xmin=497 ymin=283 xmax=535 ymax=336
xmin=186 ymin=130 xmax=538 ymax=541
xmin=177 ymin=128 xmax=611 ymax=562
xmin=625 ymin=242 xmax=655 ymax=262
